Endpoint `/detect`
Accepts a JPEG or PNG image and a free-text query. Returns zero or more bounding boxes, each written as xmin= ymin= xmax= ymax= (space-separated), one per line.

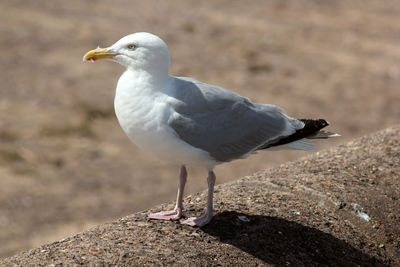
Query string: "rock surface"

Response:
xmin=2 ymin=126 xmax=399 ymax=266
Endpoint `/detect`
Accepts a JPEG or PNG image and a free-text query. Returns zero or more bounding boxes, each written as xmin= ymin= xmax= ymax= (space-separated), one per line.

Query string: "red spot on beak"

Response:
xmin=87 ymin=57 xmax=97 ymax=61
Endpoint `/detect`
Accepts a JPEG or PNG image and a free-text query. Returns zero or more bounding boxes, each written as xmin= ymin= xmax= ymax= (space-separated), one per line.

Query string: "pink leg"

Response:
xmin=182 ymin=170 xmax=215 ymax=227
xmin=148 ymin=165 xmax=187 ymax=221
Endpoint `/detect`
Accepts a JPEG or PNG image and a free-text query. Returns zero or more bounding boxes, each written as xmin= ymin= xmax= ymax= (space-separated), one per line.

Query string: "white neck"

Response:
xmin=117 ymin=67 xmax=170 ymax=95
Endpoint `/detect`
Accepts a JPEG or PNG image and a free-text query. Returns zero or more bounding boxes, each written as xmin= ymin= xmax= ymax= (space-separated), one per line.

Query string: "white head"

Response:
xmin=83 ymin=32 xmax=170 ymax=75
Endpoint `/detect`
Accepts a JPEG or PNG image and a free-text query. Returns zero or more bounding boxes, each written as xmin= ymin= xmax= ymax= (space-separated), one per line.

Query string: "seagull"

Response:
xmin=83 ymin=32 xmax=339 ymax=227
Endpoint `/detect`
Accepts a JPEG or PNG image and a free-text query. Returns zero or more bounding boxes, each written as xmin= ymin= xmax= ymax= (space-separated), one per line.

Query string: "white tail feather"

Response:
xmin=308 ymin=131 xmax=341 ymax=139
xmin=267 ymin=139 xmax=317 ymax=152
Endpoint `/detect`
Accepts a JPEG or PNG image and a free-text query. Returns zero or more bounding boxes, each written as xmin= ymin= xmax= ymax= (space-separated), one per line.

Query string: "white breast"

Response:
xmin=114 ymin=71 xmax=217 ymax=169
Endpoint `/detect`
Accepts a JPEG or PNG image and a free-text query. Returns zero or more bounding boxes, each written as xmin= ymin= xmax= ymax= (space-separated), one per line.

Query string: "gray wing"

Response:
xmin=168 ymin=77 xmax=298 ymax=162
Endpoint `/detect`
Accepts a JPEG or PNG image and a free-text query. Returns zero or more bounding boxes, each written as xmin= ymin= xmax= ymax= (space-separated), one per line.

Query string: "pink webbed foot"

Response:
xmin=148 ymin=208 xmax=182 ymax=221
xmin=181 ymin=213 xmax=213 ymax=227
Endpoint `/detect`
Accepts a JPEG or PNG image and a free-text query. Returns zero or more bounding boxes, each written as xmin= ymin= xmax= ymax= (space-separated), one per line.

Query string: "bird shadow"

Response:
xmin=201 ymin=211 xmax=387 ymax=266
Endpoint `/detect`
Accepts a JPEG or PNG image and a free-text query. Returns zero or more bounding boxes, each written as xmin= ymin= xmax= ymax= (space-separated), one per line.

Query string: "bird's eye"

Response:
xmin=127 ymin=44 xmax=136 ymax=50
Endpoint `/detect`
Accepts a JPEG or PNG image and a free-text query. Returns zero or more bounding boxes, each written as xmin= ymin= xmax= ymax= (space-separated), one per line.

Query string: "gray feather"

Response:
xmin=168 ymin=77 xmax=296 ymax=162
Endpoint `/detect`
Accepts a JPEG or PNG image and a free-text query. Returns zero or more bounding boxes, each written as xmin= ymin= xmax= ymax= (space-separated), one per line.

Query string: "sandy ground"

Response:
xmin=0 ymin=0 xmax=399 ymax=257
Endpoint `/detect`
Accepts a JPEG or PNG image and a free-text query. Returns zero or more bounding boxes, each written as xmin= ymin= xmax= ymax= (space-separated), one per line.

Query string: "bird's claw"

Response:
xmin=181 ymin=214 xmax=212 ymax=227
xmin=148 ymin=209 xmax=182 ymax=221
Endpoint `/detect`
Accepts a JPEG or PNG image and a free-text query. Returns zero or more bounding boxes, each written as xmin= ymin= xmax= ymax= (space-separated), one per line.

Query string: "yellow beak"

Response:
xmin=82 ymin=48 xmax=117 ymax=62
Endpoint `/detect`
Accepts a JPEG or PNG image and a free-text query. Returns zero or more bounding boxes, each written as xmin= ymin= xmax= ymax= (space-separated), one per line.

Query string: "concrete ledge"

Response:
xmin=2 ymin=126 xmax=399 ymax=266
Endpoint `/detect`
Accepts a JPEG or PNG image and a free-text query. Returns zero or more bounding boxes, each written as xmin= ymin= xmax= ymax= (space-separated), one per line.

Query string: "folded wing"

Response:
xmin=168 ymin=78 xmax=301 ymax=162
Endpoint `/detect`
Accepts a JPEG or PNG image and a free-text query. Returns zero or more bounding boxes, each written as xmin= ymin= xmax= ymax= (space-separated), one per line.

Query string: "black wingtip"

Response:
xmin=260 ymin=118 xmax=330 ymax=150
xmin=299 ymin=119 xmax=329 ymax=131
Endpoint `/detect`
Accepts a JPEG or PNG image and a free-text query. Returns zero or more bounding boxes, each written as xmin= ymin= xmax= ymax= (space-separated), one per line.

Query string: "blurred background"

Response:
xmin=0 ymin=0 xmax=399 ymax=258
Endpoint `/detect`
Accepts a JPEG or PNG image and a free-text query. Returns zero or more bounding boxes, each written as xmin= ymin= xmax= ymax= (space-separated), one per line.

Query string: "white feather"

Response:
xmin=308 ymin=131 xmax=341 ymax=139
xmin=267 ymin=139 xmax=317 ymax=151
